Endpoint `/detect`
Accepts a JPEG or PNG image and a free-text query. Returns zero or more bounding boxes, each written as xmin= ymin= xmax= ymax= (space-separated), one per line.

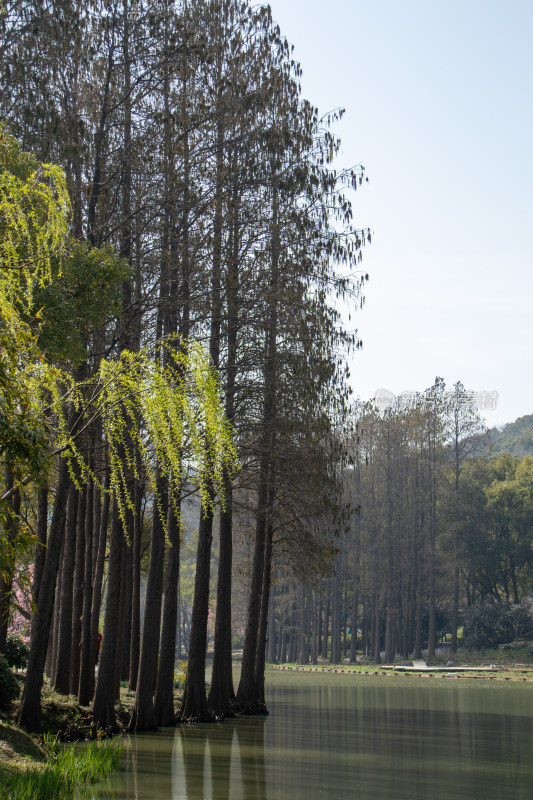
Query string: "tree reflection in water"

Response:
xmin=235 ymin=717 xmax=267 ymax=800
xmin=88 ymin=674 xmax=533 ymax=800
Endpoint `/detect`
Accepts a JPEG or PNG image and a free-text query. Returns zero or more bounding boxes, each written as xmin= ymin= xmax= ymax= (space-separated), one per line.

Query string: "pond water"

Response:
xmin=89 ymin=670 xmax=533 ymax=800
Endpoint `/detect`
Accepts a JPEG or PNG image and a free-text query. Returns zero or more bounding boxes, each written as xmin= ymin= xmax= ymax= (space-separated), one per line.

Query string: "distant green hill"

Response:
xmin=487 ymin=414 xmax=533 ymax=457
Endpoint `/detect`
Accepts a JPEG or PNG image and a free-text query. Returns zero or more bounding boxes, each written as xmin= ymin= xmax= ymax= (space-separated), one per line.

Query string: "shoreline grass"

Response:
xmin=266 ymin=647 xmax=533 ymax=680
xmin=0 ymin=732 xmax=122 ymax=800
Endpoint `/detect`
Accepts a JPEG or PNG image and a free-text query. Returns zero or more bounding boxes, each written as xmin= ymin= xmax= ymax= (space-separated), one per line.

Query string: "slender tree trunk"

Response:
xmin=427 ymin=418 xmax=438 ymax=660
xmin=427 ymin=538 xmax=436 ymax=659
xmin=267 ymin=585 xmax=277 ymax=664
xmin=276 ymin=597 xmax=284 ymax=664
xmin=87 ymin=12 xmax=115 ymax=247
xmin=128 ymin=473 xmax=167 ymax=731
xmin=451 ymin=561 xmax=460 ymax=655
xmin=128 ymin=477 xmax=142 ymax=690
xmin=236 ymin=164 xmax=279 ymax=712
xmin=177 ymin=580 xmax=182 ymax=659
xmin=235 ymin=470 xmax=269 ymax=710
xmin=385 ymin=578 xmax=395 ymax=664
xmin=120 ymin=525 xmax=133 ymax=682
xmin=255 ymin=517 xmax=274 ymax=708
xmin=52 ymin=481 xmax=78 ymax=694
xmin=0 ymin=473 xmax=20 ymax=652
xmin=207 ymin=474 xmax=235 ymax=716
xmin=311 ymin=593 xmax=318 ymax=665
xmin=70 ymin=484 xmax=86 ymax=694
xmin=331 ymin=563 xmax=341 ymax=664
xmin=208 ymin=178 xmax=240 ymax=716
xmin=49 ymin=534 xmax=64 ymax=683
xmin=32 ymin=482 xmax=48 ymax=606
xmin=350 ymin=582 xmax=359 ymax=664
xmin=78 ymin=480 xmax=95 ymax=704
xmin=179 ymin=495 xmax=215 ymax=721
xmin=323 ymin=581 xmax=330 ymax=659
xmin=372 ymin=593 xmax=381 ymax=664
xmin=93 ymin=498 xmax=124 ymax=731
xmin=414 ymin=557 xmax=423 ymax=659
xmin=89 ymin=474 xmax=110 ymax=697
xmin=45 ymin=600 xmax=55 ymax=679
xmin=407 ymin=573 xmax=416 ymax=656
xmin=154 ymin=503 xmax=181 ymax=726
xmin=297 ymin=584 xmax=306 ymax=665
xmin=18 ymin=456 xmax=71 ymax=732
xmin=114 ymin=536 xmax=128 ymax=701
xmin=180 ymin=87 xmax=224 ymax=722
xmin=317 ymin=590 xmax=323 ymax=661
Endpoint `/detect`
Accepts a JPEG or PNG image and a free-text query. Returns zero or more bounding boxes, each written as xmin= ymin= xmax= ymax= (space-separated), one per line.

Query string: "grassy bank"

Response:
xmin=0 ymin=725 xmax=121 ymax=800
xmin=0 ymin=677 xmax=187 ymax=796
xmin=0 ymin=679 xmax=134 ymax=799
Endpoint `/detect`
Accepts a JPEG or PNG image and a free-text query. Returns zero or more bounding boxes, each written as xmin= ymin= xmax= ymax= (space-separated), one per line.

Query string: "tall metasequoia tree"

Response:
xmin=179 ymin=83 xmax=224 ymax=719
xmin=236 ymin=152 xmax=281 ymax=712
xmin=423 ymin=378 xmax=446 ymax=659
xmin=179 ymin=0 xmax=279 ymax=721
xmin=126 ymin=0 xmax=177 ymax=733
xmin=206 ymin=0 xmax=281 ymax=718
xmin=236 ymin=86 xmax=368 ymax=707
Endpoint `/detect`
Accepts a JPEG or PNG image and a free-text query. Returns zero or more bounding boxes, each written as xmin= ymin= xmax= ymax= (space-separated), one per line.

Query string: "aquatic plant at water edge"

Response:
xmin=0 ymin=736 xmax=122 ymax=800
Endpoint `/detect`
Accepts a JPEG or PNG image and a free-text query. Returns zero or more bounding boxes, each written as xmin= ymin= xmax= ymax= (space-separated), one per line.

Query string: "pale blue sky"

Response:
xmin=268 ymin=0 xmax=533 ymax=427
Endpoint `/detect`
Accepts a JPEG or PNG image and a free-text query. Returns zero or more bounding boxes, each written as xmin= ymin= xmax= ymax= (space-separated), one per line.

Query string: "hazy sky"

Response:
xmin=267 ymin=0 xmax=533 ymax=428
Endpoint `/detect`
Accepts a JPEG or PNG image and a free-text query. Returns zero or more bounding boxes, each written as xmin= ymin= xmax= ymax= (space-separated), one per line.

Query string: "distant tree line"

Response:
xmin=268 ymin=382 xmax=533 ymax=664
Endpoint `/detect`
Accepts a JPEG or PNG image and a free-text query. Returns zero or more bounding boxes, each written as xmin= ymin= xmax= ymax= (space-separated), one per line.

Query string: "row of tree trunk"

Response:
xmin=3 ymin=0 xmax=367 ymax=733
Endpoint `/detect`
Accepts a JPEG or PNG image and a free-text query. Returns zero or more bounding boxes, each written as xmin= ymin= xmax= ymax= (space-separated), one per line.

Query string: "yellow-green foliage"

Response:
xmin=174 ymin=660 xmax=187 ymax=689
xmin=0 ymin=128 xmax=68 ymax=484
xmin=0 ymin=127 xmax=235 ymax=550
xmin=68 ymin=337 xmax=236 ymax=530
xmin=0 ymin=125 xmax=70 ymax=310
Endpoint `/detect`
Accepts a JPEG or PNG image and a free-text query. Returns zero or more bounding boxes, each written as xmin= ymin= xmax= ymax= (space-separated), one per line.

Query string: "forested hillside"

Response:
xmin=487 ymin=415 xmax=533 ymax=457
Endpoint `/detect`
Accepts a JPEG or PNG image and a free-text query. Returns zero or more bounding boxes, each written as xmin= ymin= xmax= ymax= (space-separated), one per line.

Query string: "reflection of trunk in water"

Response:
xmin=179 ymin=725 xmax=208 ymax=798
xmin=234 ymin=718 xmax=267 ymax=800
xmin=177 ymin=722 xmax=234 ymax=800
xmin=208 ymin=724 xmax=233 ymax=800
xmin=120 ymin=735 xmax=138 ymax=797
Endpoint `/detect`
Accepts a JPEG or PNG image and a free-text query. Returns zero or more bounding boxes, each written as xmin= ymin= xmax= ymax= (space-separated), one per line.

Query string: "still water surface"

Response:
xmin=91 ymin=671 xmax=533 ymax=800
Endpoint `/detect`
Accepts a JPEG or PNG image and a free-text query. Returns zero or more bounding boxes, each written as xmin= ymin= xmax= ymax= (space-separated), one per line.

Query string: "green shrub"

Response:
xmin=462 ymin=601 xmax=533 ymax=649
xmin=0 ymin=654 xmax=21 ymax=709
xmin=174 ymin=660 xmax=187 ymax=689
xmin=4 ymin=633 xmax=29 ymax=669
